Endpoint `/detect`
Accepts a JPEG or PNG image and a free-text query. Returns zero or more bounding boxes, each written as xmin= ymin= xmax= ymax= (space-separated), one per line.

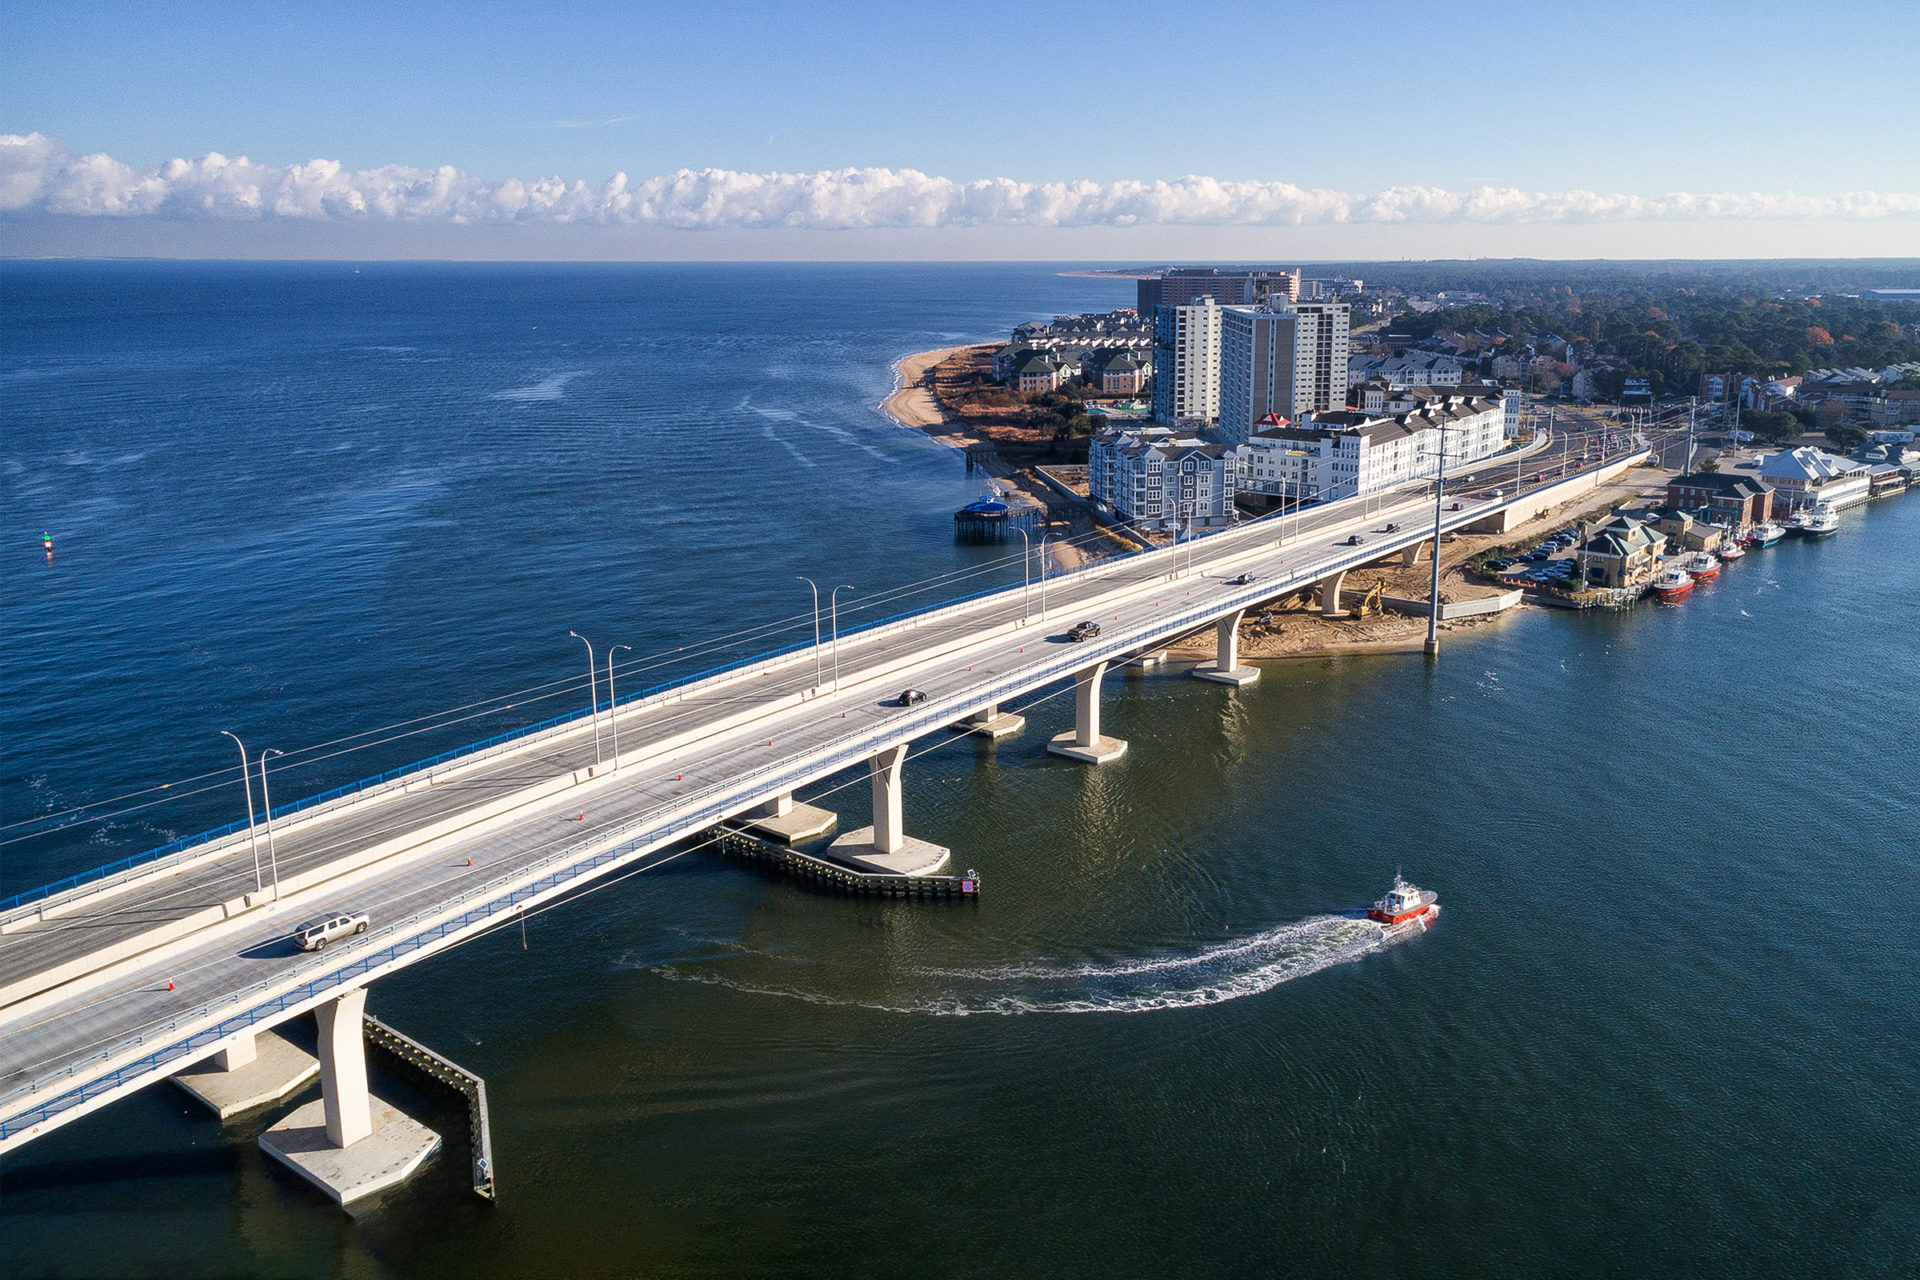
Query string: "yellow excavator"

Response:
xmin=1347 ymin=577 xmax=1388 ymax=619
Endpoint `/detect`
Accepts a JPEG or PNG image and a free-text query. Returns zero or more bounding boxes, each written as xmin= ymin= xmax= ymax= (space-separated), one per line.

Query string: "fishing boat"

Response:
xmin=1746 ymin=521 xmax=1786 ymax=548
xmin=1650 ymin=564 xmax=1695 ymax=601
xmin=1685 ymin=551 xmax=1721 ymax=580
xmin=1367 ymin=874 xmax=1440 ymax=936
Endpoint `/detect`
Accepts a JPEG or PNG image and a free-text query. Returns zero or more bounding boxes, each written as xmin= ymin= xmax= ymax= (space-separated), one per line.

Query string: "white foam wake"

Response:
xmin=652 ymin=915 xmax=1391 ymax=1016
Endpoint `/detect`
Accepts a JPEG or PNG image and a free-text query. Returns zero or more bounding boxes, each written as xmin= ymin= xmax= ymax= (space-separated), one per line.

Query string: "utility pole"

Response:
xmin=1426 ymin=422 xmax=1447 ymax=658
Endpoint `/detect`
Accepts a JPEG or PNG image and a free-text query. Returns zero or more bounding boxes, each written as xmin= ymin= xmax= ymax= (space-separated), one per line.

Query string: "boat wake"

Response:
xmin=651 ymin=915 xmax=1396 ymax=1016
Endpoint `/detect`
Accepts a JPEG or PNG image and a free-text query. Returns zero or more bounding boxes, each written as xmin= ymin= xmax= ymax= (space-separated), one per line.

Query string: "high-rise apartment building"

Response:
xmin=1137 ymin=269 xmax=1302 ymax=317
xmin=1153 ymin=298 xmax=1225 ymax=425
xmin=1216 ymin=301 xmax=1351 ymax=447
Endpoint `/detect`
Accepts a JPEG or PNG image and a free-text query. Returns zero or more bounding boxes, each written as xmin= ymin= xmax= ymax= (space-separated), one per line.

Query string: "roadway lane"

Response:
xmin=3 ymin=434 xmax=1643 ymax=1134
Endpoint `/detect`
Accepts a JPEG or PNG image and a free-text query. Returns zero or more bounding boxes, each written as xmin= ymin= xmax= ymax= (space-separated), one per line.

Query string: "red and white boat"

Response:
xmin=1718 ymin=538 xmax=1746 ymax=562
xmin=1685 ymin=551 xmax=1721 ymax=580
xmin=1368 ymin=874 xmax=1440 ymax=935
xmin=1650 ymin=564 xmax=1695 ymax=601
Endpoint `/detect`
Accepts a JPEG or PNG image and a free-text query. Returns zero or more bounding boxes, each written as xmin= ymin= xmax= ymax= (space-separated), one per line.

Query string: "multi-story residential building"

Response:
xmin=1217 ymin=301 xmax=1351 ymax=446
xmin=1758 ymin=447 xmax=1873 ymax=511
xmin=1083 ymin=350 xmax=1150 ymax=395
xmin=1578 ymin=515 xmax=1667 ymax=588
xmin=1346 ymin=350 xmax=1464 ymax=390
xmin=1009 ymin=351 xmax=1072 ymax=393
xmin=1235 ymin=391 xmax=1505 ymax=505
xmin=1153 ymin=298 xmax=1225 ymax=425
xmin=1664 ymin=471 xmax=1775 ymax=532
xmin=1087 ymin=425 xmax=1237 ymax=530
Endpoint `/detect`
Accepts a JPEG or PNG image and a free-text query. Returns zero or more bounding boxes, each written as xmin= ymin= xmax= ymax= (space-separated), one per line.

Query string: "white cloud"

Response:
xmin=5 ymin=133 xmax=1917 ymax=230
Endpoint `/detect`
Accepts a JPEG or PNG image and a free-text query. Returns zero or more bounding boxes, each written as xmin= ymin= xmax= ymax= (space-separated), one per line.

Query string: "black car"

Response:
xmin=1384 ymin=522 xmax=1401 ymax=533
xmin=897 ymin=688 xmax=927 ymax=706
xmin=1229 ymin=572 xmax=1256 ymax=585
xmin=1067 ymin=620 xmax=1102 ymax=642
xmin=1346 ymin=534 xmax=1366 ymax=546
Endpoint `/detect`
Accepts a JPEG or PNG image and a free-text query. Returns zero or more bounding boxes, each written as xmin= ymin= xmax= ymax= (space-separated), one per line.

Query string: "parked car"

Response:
xmin=897 ymin=688 xmax=928 ymax=706
xmin=294 ymin=912 xmax=369 ymax=952
xmin=1067 ymin=620 xmax=1102 ymax=642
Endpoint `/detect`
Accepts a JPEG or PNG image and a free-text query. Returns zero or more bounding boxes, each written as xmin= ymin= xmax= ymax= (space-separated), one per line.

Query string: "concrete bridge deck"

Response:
xmin=0 ymin=433 xmax=1647 ymax=1155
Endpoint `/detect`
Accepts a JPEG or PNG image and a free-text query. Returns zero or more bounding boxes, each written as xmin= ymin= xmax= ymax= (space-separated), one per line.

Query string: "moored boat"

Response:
xmin=1746 ymin=521 xmax=1785 ymax=547
xmin=1685 ymin=551 xmax=1721 ymax=580
xmin=1798 ymin=504 xmax=1839 ymax=537
xmin=1718 ymin=538 xmax=1746 ymax=562
xmin=1650 ymin=564 xmax=1695 ymax=600
xmin=1367 ymin=874 xmax=1440 ymax=934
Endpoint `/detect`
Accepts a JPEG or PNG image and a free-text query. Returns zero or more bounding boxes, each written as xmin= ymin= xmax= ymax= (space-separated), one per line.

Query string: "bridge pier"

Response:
xmin=173 ymin=1029 xmax=318 ymax=1120
xmin=1048 ymin=662 xmax=1128 ymax=763
xmin=950 ymin=702 xmax=1025 ymax=739
xmin=1318 ymin=570 xmax=1349 ymax=617
xmin=827 ymin=744 xmax=952 ymax=875
xmin=740 ymin=790 xmax=838 ymax=843
xmin=1192 ymin=610 xmax=1259 ymax=686
xmin=1401 ymin=540 xmax=1432 ymax=567
xmin=257 ymin=989 xmax=442 ymax=1206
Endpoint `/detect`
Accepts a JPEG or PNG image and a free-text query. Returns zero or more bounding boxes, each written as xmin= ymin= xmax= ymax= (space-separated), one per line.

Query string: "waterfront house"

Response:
xmin=1663 ymin=471 xmax=1774 ymax=531
xmin=1758 ymin=447 xmax=1872 ymax=512
xmin=1578 ymin=515 xmax=1666 ymax=588
xmin=1650 ymin=509 xmax=1725 ymax=553
xmin=1010 ymin=351 xmax=1073 ymax=393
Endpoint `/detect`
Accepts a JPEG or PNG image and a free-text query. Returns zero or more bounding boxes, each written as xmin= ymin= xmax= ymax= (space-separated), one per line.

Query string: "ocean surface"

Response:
xmin=2 ymin=262 xmax=1917 ymax=1279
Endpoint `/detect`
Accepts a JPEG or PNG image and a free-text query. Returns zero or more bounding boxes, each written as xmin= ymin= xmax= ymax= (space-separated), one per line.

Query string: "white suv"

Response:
xmin=294 ymin=911 xmax=370 ymax=952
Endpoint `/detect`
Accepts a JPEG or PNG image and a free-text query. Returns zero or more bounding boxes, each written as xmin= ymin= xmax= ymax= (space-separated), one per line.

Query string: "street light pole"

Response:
xmin=218 ymin=730 xmax=265 ymax=895
xmin=1038 ymin=536 xmax=1051 ymax=620
xmin=829 ymin=585 xmax=854 ymax=691
xmin=568 ymin=630 xmax=602 ymax=765
xmin=796 ymin=576 xmax=822 ymax=691
xmin=607 ymin=644 xmax=631 ymax=770
xmin=1426 ymin=422 xmax=1448 ymax=658
xmin=1015 ymin=528 xmax=1032 ymax=620
xmin=259 ymin=748 xmax=286 ymax=900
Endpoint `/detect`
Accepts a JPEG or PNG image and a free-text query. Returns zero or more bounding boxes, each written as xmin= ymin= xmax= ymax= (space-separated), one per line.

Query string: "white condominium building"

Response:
xmin=1152 ymin=298 xmax=1225 ymax=426
xmin=1088 ymin=425 xmax=1237 ymax=530
xmin=1217 ymin=301 xmax=1351 ymax=447
xmin=1236 ymin=391 xmax=1506 ymax=504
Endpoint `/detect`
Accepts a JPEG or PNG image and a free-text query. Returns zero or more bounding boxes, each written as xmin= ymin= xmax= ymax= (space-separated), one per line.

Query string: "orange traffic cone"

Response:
xmin=166 ymin=979 xmax=174 ymax=992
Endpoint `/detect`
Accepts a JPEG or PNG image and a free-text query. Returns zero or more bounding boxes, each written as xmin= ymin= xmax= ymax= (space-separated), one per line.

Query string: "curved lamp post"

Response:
xmin=218 ymin=730 xmax=265 ymax=895
xmin=568 ymin=630 xmax=603 ymax=765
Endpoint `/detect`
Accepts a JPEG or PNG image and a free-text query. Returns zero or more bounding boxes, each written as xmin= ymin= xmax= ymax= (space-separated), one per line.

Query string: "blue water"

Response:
xmin=3 ymin=263 xmax=1918 ymax=1279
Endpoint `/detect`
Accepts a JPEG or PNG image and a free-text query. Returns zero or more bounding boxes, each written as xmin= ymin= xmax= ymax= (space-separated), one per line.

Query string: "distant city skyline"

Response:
xmin=3 ymin=0 xmax=1916 ymax=259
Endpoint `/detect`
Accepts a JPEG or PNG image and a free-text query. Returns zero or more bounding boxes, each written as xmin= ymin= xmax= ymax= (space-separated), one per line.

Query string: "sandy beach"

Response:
xmin=880 ymin=344 xmax=992 ymax=437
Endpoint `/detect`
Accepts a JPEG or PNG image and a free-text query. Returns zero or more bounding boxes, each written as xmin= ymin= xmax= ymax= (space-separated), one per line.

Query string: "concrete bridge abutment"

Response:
xmin=827 ymin=743 xmax=952 ymax=875
xmin=740 ymin=790 xmax=837 ymax=843
xmin=1192 ymin=610 xmax=1259 ymax=686
xmin=1048 ymin=662 xmax=1128 ymax=763
xmin=256 ymin=989 xmax=442 ymax=1206
xmin=950 ymin=702 xmax=1025 ymax=739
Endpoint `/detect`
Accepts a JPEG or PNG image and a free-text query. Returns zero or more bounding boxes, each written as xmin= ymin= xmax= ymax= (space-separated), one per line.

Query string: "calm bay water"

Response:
xmin=2 ymin=263 xmax=1917 ymax=1278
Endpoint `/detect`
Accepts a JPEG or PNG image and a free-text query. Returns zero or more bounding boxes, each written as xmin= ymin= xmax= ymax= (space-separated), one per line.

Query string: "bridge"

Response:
xmin=0 ymin=427 xmax=1649 ymax=1200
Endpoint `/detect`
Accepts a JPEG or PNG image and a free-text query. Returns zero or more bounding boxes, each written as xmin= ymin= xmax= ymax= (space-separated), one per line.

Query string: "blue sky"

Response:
xmin=3 ymin=0 xmax=1916 ymax=258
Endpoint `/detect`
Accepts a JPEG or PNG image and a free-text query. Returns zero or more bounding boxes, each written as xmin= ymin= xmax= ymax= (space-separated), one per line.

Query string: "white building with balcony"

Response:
xmin=1088 ymin=425 xmax=1237 ymax=530
xmin=1757 ymin=447 xmax=1872 ymax=511
xmin=1236 ymin=392 xmax=1507 ymax=505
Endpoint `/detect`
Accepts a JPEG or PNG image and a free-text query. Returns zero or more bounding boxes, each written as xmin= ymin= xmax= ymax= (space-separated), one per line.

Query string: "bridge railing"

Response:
xmin=1 ymin=434 xmax=1640 ymax=921
xmin=3 ymin=444 xmax=1659 ymax=1138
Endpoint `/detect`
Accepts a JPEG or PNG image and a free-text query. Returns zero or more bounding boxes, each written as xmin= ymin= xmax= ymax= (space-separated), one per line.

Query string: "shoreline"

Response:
xmin=878 ymin=343 xmax=994 ymax=446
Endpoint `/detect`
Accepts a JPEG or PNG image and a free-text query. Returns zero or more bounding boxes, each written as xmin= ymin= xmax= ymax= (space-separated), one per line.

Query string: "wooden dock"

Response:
xmin=709 ymin=827 xmax=979 ymax=899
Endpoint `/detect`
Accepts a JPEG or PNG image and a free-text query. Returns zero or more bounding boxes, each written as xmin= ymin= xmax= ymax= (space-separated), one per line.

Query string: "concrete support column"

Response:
xmin=1216 ymin=611 xmax=1241 ymax=672
xmin=952 ymin=702 xmax=1025 ymax=739
xmin=754 ymin=792 xmax=795 ymax=818
xmin=869 ymin=744 xmax=908 ymax=856
xmin=215 ymin=1030 xmax=257 ymax=1072
xmin=1193 ymin=610 xmax=1259 ymax=686
xmin=1401 ymin=540 xmax=1431 ymax=567
xmin=1073 ymin=662 xmax=1107 ymax=747
xmin=1049 ymin=662 xmax=1127 ymax=762
xmin=1319 ymin=569 xmax=1349 ymax=617
xmin=316 ymin=988 xmax=372 ymax=1149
